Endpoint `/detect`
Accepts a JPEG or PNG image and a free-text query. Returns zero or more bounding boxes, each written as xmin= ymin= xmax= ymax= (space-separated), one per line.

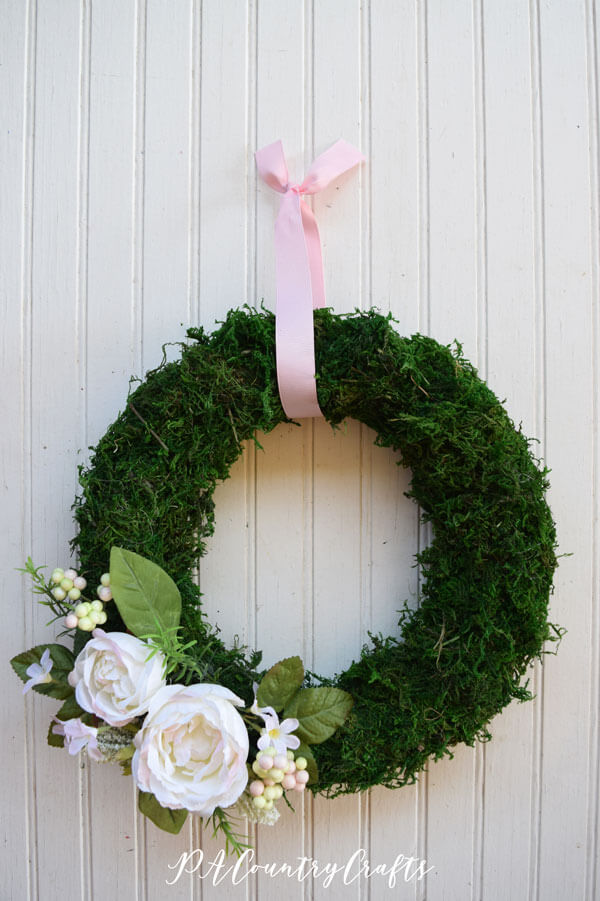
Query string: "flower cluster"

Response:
xmin=12 ymin=550 xmax=354 ymax=854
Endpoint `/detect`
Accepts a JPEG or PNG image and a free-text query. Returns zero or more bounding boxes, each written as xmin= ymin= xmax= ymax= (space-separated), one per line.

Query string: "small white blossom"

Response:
xmin=251 ymin=683 xmax=301 ymax=755
xmin=257 ymin=711 xmax=301 ymax=754
xmin=52 ymin=718 xmax=103 ymax=761
xmin=22 ymin=649 xmax=53 ymax=694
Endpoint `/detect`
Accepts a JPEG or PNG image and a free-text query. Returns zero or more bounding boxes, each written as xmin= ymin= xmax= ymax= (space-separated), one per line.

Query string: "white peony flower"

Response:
xmin=132 ymin=683 xmax=249 ymax=817
xmin=70 ymin=629 xmax=166 ymax=727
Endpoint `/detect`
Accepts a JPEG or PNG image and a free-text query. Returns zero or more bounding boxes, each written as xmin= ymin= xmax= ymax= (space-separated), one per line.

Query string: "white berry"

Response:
xmin=64 ymin=569 xmax=78 ymax=581
xmin=98 ymin=586 xmax=112 ymax=602
xmin=64 ymin=613 xmax=78 ymax=629
xmin=73 ymin=576 xmax=87 ymax=590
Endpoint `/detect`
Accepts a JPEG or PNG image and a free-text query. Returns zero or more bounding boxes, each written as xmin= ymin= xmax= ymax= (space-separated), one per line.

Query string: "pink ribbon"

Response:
xmin=255 ymin=140 xmax=365 ymax=418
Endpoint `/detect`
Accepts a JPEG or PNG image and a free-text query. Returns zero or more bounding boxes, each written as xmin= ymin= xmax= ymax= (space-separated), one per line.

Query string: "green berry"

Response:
xmin=286 ymin=749 xmax=295 ymax=760
xmin=67 ymin=588 xmax=81 ymax=601
xmin=263 ymin=786 xmax=278 ymax=801
xmin=252 ymin=795 xmax=266 ymax=809
xmin=263 ymin=799 xmax=274 ymax=811
xmin=91 ymin=600 xmax=103 ymax=612
xmin=60 ymin=577 xmax=74 ymax=592
xmin=263 ymin=746 xmax=276 ymax=757
xmin=295 ymin=756 xmax=308 ymax=771
xmin=77 ymin=616 xmax=94 ymax=631
xmin=100 ymin=573 xmax=111 ymax=586
xmin=74 ymin=602 xmax=91 ymax=618
xmin=51 ymin=569 xmax=64 ymax=584
xmin=96 ymin=611 xmax=107 ymax=625
xmin=52 ymin=587 xmax=67 ymax=601
xmin=251 ymin=760 xmax=268 ymax=778
xmin=268 ymin=768 xmax=284 ymax=783
xmin=89 ymin=611 xmax=102 ymax=625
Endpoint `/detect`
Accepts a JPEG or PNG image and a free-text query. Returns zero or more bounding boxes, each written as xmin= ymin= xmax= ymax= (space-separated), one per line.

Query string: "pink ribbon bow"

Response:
xmin=255 ymin=140 xmax=365 ymax=418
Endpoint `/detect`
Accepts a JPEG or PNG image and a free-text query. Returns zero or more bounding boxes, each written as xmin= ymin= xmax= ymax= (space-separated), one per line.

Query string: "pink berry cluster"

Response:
xmin=51 ymin=568 xmax=112 ymax=632
xmin=247 ymin=746 xmax=310 ymax=812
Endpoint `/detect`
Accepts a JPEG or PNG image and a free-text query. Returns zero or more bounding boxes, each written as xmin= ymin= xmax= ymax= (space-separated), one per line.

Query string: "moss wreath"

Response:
xmin=71 ymin=306 xmax=559 ymax=797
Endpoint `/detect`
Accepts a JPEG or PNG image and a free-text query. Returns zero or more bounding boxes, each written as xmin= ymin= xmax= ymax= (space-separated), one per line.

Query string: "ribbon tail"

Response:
xmin=274 ymin=191 xmax=323 ymax=419
xmin=300 ymin=199 xmax=326 ymax=310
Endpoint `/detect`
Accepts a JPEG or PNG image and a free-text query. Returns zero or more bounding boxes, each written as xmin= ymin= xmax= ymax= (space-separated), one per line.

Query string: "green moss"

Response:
xmin=72 ymin=307 xmax=560 ymax=795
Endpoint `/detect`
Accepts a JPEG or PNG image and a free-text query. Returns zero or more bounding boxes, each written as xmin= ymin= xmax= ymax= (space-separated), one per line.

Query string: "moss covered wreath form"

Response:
xmin=68 ymin=307 xmax=559 ymax=798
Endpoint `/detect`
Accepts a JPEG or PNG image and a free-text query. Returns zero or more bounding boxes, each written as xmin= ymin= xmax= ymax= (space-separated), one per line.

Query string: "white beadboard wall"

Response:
xmin=1 ymin=1 xmax=598 ymax=899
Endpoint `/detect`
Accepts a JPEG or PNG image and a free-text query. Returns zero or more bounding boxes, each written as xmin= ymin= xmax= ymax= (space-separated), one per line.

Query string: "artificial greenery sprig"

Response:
xmin=17 ymin=557 xmax=71 ymax=624
xmin=208 ymin=807 xmax=252 ymax=858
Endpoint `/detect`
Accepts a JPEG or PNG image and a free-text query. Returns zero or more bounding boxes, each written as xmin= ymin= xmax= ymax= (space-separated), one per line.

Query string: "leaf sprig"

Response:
xmin=17 ymin=557 xmax=71 ymax=625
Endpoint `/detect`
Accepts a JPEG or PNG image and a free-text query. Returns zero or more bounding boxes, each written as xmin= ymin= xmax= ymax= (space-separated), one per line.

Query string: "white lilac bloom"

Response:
xmin=52 ymin=718 xmax=103 ymax=761
xmin=256 ymin=710 xmax=301 ymax=755
xmin=70 ymin=629 xmax=166 ymax=727
xmin=132 ymin=683 xmax=249 ymax=817
xmin=22 ymin=648 xmax=53 ymax=694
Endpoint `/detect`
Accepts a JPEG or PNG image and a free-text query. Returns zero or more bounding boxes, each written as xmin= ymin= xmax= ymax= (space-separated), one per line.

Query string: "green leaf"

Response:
xmin=47 ymin=720 xmax=64 ymax=748
xmin=11 ymin=644 xmax=75 ymax=700
xmin=256 ymin=656 xmax=304 ymax=711
xmin=295 ymin=742 xmax=319 ymax=784
xmin=284 ymin=687 xmax=353 ymax=745
xmin=55 ymin=694 xmax=87 ymax=722
xmin=138 ymin=791 xmax=188 ymax=834
xmin=110 ymin=546 xmax=181 ymax=638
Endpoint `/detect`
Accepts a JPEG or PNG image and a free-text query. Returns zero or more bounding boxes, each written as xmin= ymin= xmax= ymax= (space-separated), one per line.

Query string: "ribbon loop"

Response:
xmin=256 ymin=140 xmax=364 ymax=419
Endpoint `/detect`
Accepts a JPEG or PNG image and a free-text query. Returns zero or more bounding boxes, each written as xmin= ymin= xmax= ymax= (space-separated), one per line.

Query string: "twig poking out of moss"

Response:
xmin=72 ymin=307 xmax=561 ymax=796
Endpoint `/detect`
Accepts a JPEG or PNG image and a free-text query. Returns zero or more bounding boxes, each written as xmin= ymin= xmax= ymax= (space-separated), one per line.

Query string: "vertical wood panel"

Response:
xmin=28 ymin=3 xmax=88 ymax=899
xmin=479 ymin=3 xmax=539 ymax=899
xmin=140 ymin=2 xmax=199 ymax=896
xmin=423 ymin=2 xmax=479 ymax=898
xmin=311 ymin=3 xmax=365 ymax=896
xmin=586 ymin=4 xmax=600 ymax=898
xmin=368 ymin=6 xmax=422 ymax=897
xmin=1 ymin=2 xmax=33 ymax=899
xmin=537 ymin=2 xmax=594 ymax=898
xmin=84 ymin=2 xmax=142 ymax=898
xmin=253 ymin=2 xmax=311 ymax=893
